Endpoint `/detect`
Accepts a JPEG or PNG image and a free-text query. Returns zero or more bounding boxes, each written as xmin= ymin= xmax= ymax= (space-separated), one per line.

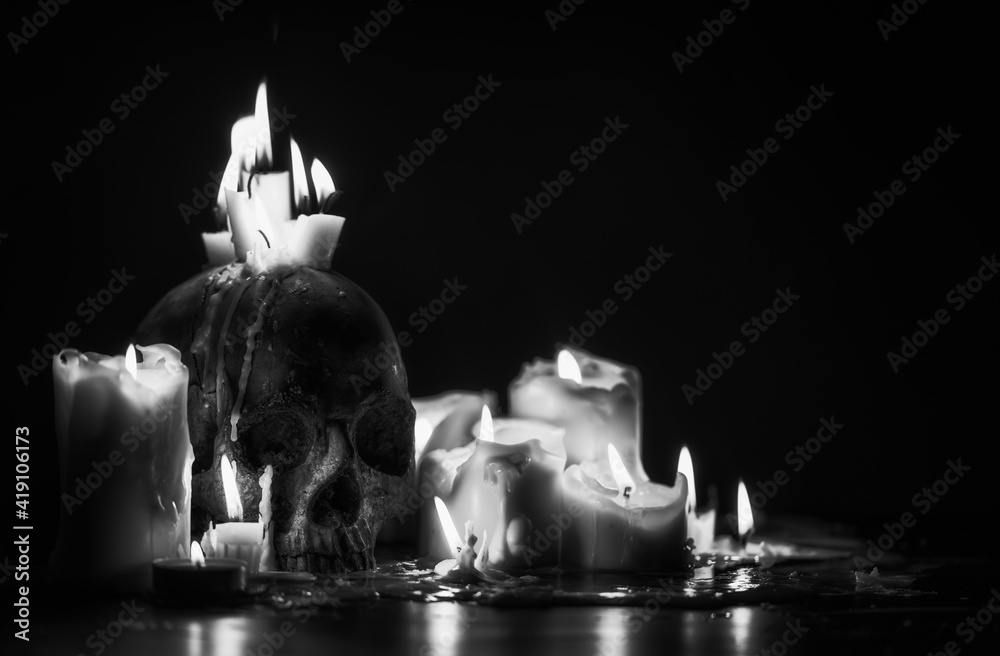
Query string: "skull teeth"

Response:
xmin=275 ymin=523 xmax=377 ymax=574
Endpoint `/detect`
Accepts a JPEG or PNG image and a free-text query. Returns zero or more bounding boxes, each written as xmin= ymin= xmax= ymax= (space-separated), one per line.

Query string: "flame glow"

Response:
xmin=737 ymin=479 xmax=754 ymax=537
xmin=289 ymin=136 xmax=309 ymax=214
xmin=479 ymin=405 xmax=494 ymax=442
xmin=557 ymin=349 xmax=583 ymax=384
xmin=434 ymin=497 xmax=463 ymax=557
xmin=220 ymin=454 xmax=244 ymax=522
xmin=677 ymin=446 xmax=696 ymax=511
xmin=607 ymin=444 xmax=636 ymax=498
xmin=191 ymin=541 xmax=206 ymax=566
xmin=254 ymin=81 xmax=272 ymax=168
xmin=124 ymin=344 xmax=137 ymax=379
xmin=310 ymin=158 xmax=336 ymax=208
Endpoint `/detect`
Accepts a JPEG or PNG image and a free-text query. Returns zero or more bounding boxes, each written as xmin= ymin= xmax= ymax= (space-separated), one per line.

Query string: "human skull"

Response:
xmin=134 ymin=261 xmax=414 ymax=573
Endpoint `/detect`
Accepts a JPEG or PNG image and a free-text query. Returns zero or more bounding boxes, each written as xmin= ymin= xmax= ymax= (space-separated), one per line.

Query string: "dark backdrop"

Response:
xmin=3 ymin=0 xmax=994 ymax=560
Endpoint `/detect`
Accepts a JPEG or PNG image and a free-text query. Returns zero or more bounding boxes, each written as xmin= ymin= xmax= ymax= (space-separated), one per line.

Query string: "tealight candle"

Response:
xmin=152 ymin=542 xmax=246 ymax=599
xmin=509 ymin=347 xmax=647 ymax=480
xmin=420 ymin=407 xmax=567 ymax=568
xmin=560 ymin=445 xmax=688 ymax=571
xmin=51 ymin=344 xmax=192 ymax=592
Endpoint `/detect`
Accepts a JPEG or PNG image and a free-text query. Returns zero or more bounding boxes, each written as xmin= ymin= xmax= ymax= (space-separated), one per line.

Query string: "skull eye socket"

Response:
xmin=240 ymin=407 xmax=314 ymax=474
xmin=352 ymin=393 xmax=414 ymax=478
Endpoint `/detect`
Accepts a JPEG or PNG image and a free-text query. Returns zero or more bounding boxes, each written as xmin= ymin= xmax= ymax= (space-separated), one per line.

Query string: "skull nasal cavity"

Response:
xmin=310 ymin=472 xmax=361 ymax=528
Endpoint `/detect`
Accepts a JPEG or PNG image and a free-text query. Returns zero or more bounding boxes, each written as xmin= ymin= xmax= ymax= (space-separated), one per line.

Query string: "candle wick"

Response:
xmin=247 ymin=171 xmax=256 ymax=198
xmin=257 ymin=230 xmax=271 ymax=248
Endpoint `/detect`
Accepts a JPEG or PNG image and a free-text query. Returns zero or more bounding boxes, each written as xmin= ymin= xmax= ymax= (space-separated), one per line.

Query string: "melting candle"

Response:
xmin=51 ymin=344 xmax=192 ymax=592
xmin=509 ymin=346 xmax=646 ymax=480
xmin=561 ymin=445 xmax=688 ymax=571
xmin=421 ymin=408 xmax=567 ymax=568
xmin=208 ymin=454 xmax=264 ymax=572
xmin=202 ymin=81 xmax=346 ymax=268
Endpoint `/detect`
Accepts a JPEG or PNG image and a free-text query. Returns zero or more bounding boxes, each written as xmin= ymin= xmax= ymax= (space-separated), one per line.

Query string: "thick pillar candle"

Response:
xmin=51 ymin=345 xmax=192 ymax=592
xmin=421 ymin=412 xmax=567 ymax=568
xmin=561 ymin=454 xmax=688 ymax=571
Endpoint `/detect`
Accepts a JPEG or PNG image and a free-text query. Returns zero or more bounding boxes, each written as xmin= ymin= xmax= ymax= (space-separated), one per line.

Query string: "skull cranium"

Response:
xmin=135 ymin=261 xmax=414 ymax=573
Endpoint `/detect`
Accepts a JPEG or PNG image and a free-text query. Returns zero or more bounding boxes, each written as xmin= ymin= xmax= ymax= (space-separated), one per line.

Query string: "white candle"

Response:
xmin=561 ymin=445 xmax=688 ymax=571
xmin=421 ymin=408 xmax=567 ymax=568
xmin=224 ymin=188 xmax=258 ymax=261
xmin=509 ymin=346 xmax=647 ymax=481
xmin=210 ymin=454 xmax=264 ymax=572
xmin=51 ymin=344 xmax=192 ymax=592
xmin=203 ymin=83 xmax=348 ymax=270
xmin=290 ymin=158 xmax=345 ymax=268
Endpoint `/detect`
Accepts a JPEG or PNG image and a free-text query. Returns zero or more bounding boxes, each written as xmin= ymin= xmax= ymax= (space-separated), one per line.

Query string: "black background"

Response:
xmin=2 ymin=0 xmax=994 ymax=561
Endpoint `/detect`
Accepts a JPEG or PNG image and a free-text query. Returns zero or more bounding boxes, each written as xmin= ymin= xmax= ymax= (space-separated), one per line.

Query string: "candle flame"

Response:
xmin=556 ymin=349 xmax=583 ymax=384
xmin=434 ymin=496 xmax=463 ymax=557
xmin=478 ymin=405 xmax=494 ymax=442
xmin=254 ymin=81 xmax=272 ymax=169
xmin=191 ymin=541 xmax=206 ymax=566
xmin=607 ymin=444 xmax=636 ymax=498
xmin=677 ymin=446 xmax=696 ymax=511
xmin=310 ymin=158 xmax=336 ymax=208
xmin=289 ymin=136 xmax=309 ymax=215
xmin=124 ymin=344 xmax=138 ymax=379
xmin=414 ymin=417 xmax=433 ymax=460
xmin=220 ymin=454 xmax=244 ymax=522
xmin=737 ymin=479 xmax=754 ymax=537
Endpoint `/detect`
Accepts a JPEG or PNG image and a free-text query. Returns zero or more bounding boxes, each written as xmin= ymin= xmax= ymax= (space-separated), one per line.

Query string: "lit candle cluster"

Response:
xmin=416 ymin=347 xmax=715 ymax=574
xmin=202 ymin=82 xmax=345 ymax=273
xmin=47 ymin=80 xmax=771 ymax=592
xmin=415 ymin=347 xmax=770 ymax=577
